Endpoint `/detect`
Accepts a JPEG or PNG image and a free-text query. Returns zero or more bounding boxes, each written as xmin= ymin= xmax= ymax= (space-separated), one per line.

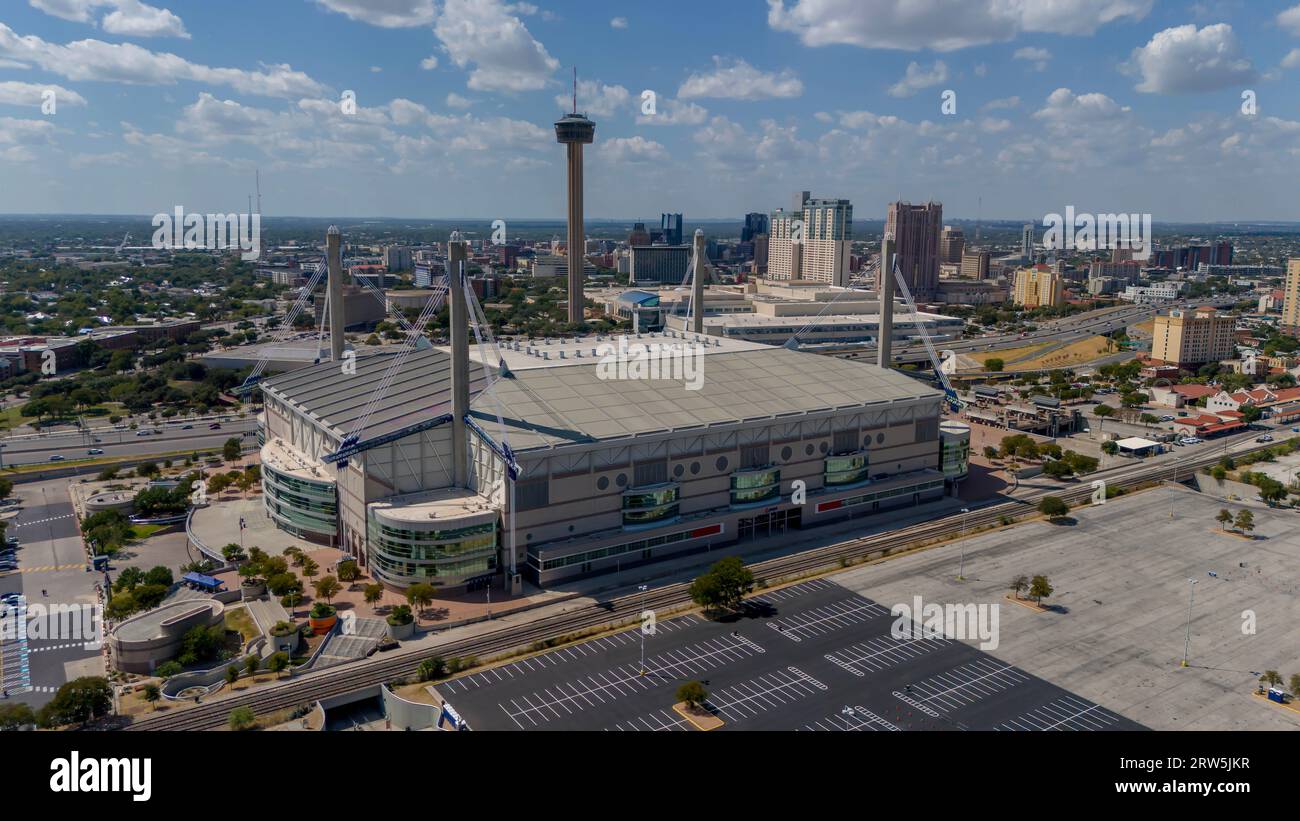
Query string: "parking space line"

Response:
xmin=997 ymin=696 xmax=1123 ymax=731
xmin=898 ymin=658 xmax=1030 ymax=714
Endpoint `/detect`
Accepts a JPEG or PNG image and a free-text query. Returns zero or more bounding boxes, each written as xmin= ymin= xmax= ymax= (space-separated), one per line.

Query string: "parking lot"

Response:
xmin=436 ymin=578 xmax=1145 ymax=732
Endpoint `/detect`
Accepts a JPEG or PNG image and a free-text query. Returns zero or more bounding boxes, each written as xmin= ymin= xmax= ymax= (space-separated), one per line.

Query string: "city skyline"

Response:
xmin=2 ymin=1 xmax=1300 ymax=222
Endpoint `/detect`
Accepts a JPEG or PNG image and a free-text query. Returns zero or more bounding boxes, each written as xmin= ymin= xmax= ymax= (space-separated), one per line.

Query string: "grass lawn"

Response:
xmin=128 ymin=524 xmax=166 ymax=540
xmin=0 ymin=406 xmax=30 ymax=432
xmin=224 ymin=607 xmax=259 ymax=643
xmin=965 ymin=336 xmax=1125 ymax=372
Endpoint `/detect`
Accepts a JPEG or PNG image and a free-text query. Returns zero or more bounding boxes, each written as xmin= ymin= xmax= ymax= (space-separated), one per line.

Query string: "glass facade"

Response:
xmin=262 ymin=464 xmax=337 ymax=540
xmin=622 ymin=484 xmax=680 ymax=528
xmin=824 ymin=453 xmax=869 ymax=487
xmin=941 ymin=436 xmax=970 ymax=480
xmin=730 ymin=467 xmax=781 ymax=507
xmin=367 ymin=511 xmax=498 ymax=588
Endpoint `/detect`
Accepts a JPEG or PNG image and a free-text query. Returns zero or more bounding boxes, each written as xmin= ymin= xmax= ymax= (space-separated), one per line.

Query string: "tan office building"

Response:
xmin=1151 ymin=307 xmax=1235 ymax=368
xmin=1282 ymin=258 xmax=1300 ymax=335
xmin=1012 ymin=266 xmax=1065 ymax=309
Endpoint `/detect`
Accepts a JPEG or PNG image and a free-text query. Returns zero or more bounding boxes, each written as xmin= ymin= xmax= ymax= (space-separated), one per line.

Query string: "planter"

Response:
xmin=240 ymin=582 xmax=266 ymax=601
xmin=386 ymin=620 xmax=415 ymax=641
xmin=308 ymin=612 xmax=337 ymax=636
xmin=268 ymin=630 xmax=299 ymax=654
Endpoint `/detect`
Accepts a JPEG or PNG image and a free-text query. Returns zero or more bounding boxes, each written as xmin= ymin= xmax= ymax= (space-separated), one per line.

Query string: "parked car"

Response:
xmin=1256 ymin=435 xmax=1274 ymax=443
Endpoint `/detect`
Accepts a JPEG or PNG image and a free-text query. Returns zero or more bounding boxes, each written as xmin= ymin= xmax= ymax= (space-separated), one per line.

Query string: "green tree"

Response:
xmin=1028 ymin=575 xmax=1054 ymax=606
xmin=688 ymin=556 xmax=754 ymax=612
xmin=267 ymin=652 xmax=290 ymax=677
xmin=228 ymin=706 xmax=257 ymax=731
xmin=37 ymin=677 xmax=113 ymax=728
xmin=418 ymin=656 xmax=448 ymax=682
xmin=406 ymin=582 xmax=436 ymax=619
xmin=1037 ymin=496 xmax=1069 ymax=520
xmin=1234 ymin=509 xmax=1255 ymax=534
xmin=225 ymin=664 xmax=240 ymax=687
xmin=1092 ymin=404 xmax=1115 ymax=418
xmin=1101 ymin=440 xmax=1118 ymax=456
xmin=337 ymin=560 xmax=360 ymax=582
xmin=1042 ymin=460 xmax=1073 ymax=479
xmin=1260 ymin=670 xmax=1283 ymax=690
xmin=0 ymin=702 xmax=36 ymax=729
xmin=1290 ymin=673 xmax=1300 ymax=699
xmin=313 ymin=575 xmax=342 ymax=605
xmin=0 ymin=477 xmax=12 ymax=502
xmin=676 ymin=681 xmax=709 ymax=709
xmin=983 ymin=358 xmax=1004 ymax=373
xmin=1216 ymin=509 xmax=1233 ymax=530
xmin=363 ymin=583 xmax=384 ymax=607
xmin=222 ymin=437 xmax=242 ymax=461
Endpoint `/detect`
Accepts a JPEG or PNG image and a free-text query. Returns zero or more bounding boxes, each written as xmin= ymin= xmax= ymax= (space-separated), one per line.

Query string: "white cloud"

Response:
xmin=1279 ymin=5 xmax=1300 ymax=36
xmin=0 ymin=81 xmax=87 ymax=108
xmin=637 ymin=98 xmax=708 ymax=126
xmin=30 ymin=0 xmax=190 ymax=38
xmin=0 ymin=23 xmax=326 ymax=98
xmin=981 ymin=95 xmax=1020 ymax=111
xmin=420 ymin=55 xmax=438 ymax=70
xmin=767 ymin=0 xmax=1153 ymax=52
xmin=886 ymin=60 xmax=948 ymax=98
xmin=597 ymin=136 xmax=667 ymax=164
xmin=1125 ymin=24 xmax=1256 ymax=93
xmin=555 ymin=80 xmax=629 ymax=118
xmin=1283 ymin=49 xmax=1300 ymax=70
xmin=1013 ymin=47 xmax=1051 ymax=71
xmin=446 ymin=92 xmax=473 ymax=108
xmin=678 ymin=57 xmax=803 ymax=101
xmin=434 ymin=0 xmax=559 ymax=92
xmin=311 ymin=0 xmax=436 ymax=27
xmin=610 ymin=17 xmax=628 ymax=29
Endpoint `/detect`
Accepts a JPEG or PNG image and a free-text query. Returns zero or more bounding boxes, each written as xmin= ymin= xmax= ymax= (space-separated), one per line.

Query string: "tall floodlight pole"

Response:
xmin=957 ymin=507 xmax=971 ymax=580
xmin=638 ymin=584 xmax=648 ymax=675
xmin=1182 ymin=578 xmax=1197 ymax=668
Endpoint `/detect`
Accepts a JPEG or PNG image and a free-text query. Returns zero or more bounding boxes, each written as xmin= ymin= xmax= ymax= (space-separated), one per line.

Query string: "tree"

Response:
xmin=266 ymin=573 xmax=301 ymax=598
xmin=1290 ymin=673 xmax=1300 ymax=699
xmin=688 ymin=556 xmax=754 ymax=612
xmin=229 ymin=706 xmax=256 ymax=731
xmin=0 ymin=477 xmax=12 ymax=503
xmin=244 ymin=654 xmax=260 ymax=677
xmin=225 ymin=664 xmax=240 ymax=687
xmin=1029 ymin=574 xmax=1054 ymax=606
xmin=1101 ymin=440 xmax=1118 ymax=456
xmin=37 ymin=677 xmax=113 ymax=728
xmin=1092 ymin=404 xmax=1115 ymax=418
xmin=267 ymin=652 xmax=290 ymax=677
xmin=418 ymin=656 xmax=448 ymax=682
xmin=0 ymin=702 xmax=36 ymax=729
xmin=1009 ymin=575 xmax=1029 ymax=600
xmin=982 ymin=445 xmax=998 ymax=460
xmin=983 ymin=358 xmax=1004 ymax=373
xmin=676 ymin=681 xmax=709 ymax=709
xmin=300 ymin=556 xmax=319 ymax=582
xmin=141 ymin=683 xmax=162 ymax=711
xmin=1234 ymin=509 xmax=1255 ymax=534
xmin=313 ymin=575 xmax=342 ymax=605
xmin=406 ymin=582 xmax=436 ymax=618
xmin=222 ymin=437 xmax=242 ymax=461
xmin=363 ymin=583 xmax=384 ymax=607
xmin=337 ymin=560 xmax=360 ymax=582
xmin=1216 ymin=509 xmax=1233 ymax=530
xmin=1037 ymin=496 xmax=1069 ymax=520
xmin=222 ymin=543 xmax=247 ymax=563
xmin=1260 ymin=670 xmax=1283 ymax=690
xmin=1042 ymin=460 xmax=1073 ymax=479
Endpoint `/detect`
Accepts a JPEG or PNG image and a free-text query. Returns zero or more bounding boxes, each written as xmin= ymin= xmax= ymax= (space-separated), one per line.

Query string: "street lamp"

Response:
xmin=1182 ymin=578 xmax=1197 ymax=668
xmin=957 ymin=507 xmax=970 ymax=581
xmin=638 ymin=584 xmax=648 ymax=676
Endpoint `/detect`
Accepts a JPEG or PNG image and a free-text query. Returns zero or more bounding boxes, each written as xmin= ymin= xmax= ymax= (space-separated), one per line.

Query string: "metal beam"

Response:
xmin=323 ymin=413 xmax=454 ymax=465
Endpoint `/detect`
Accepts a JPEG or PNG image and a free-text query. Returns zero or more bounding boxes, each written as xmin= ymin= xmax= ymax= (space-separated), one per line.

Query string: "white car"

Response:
xmin=1180 ymin=437 xmax=1203 ymax=445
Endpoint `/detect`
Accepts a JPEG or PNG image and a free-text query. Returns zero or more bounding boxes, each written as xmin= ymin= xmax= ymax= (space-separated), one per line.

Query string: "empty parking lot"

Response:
xmin=436 ymin=578 xmax=1144 ymax=732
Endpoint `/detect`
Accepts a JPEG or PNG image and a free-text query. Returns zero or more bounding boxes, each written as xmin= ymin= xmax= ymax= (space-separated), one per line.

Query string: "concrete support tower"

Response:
xmin=691 ymin=229 xmax=707 ymax=334
xmin=448 ymin=234 xmax=470 ymax=487
xmin=326 ymin=226 xmax=345 ymax=362
xmin=877 ymin=233 xmax=895 ymax=369
xmin=555 ymin=92 xmax=595 ymax=325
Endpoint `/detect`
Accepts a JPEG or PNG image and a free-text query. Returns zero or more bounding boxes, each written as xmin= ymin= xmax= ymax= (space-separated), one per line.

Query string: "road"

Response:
xmin=122 ymin=424 xmax=1279 ymax=731
xmin=0 ymin=477 xmax=102 ymax=706
xmin=832 ymin=297 xmax=1237 ymax=366
xmin=0 ymin=418 xmax=258 ymax=467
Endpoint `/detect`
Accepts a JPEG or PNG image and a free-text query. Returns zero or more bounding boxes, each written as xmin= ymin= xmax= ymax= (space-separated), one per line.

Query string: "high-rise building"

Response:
xmin=383 ymin=245 xmax=413 ymax=272
xmin=742 ymin=213 xmax=769 ymax=242
xmin=960 ymin=250 xmax=990 ymax=281
xmin=940 ymin=226 xmax=965 ymax=265
xmin=628 ymin=222 xmax=651 ymax=246
xmin=885 ymin=201 xmax=942 ymax=298
xmin=1151 ymin=307 xmax=1235 ymax=368
xmin=1214 ymin=240 xmax=1234 ymax=266
xmin=660 ymin=213 xmax=683 ymax=246
xmin=1021 ymin=223 xmax=1035 ymax=262
xmin=1012 ymin=266 xmax=1065 ymax=309
xmin=629 ymin=245 xmax=690 ymax=284
xmin=753 ymin=234 xmax=769 ymax=270
xmin=768 ymin=192 xmax=852 ymax=286
xmin=555 ymin=100 xmax=596 ymax=324
xmin=1282 ymin=258 xmax=1300 ymax=335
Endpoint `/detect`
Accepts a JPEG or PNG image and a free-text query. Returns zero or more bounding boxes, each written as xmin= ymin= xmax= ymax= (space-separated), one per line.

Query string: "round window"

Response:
xmin=690 ymin=462 xmax=701 ymax=475
xmin=596 ymin=476 xmax=609 ymax=491
xmin=805 ymin=444 xmax=814 ymax=456
xmin=616 ymin=473 xmax=628 ymax=487
xmin=876 ymin=433 xmax=885 ymax=445
xmin=819 ymin=442 xmax=829 ymax=454
xmin=716 ymin=457 xmax=728 ymax=471
xmin=781 ymin=446 xmax=792 ymax=461
xmin=673 ymin=464 xmax=685 ymax=478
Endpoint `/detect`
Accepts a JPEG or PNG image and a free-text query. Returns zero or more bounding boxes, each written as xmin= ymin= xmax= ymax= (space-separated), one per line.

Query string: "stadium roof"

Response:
xmin=261 ymin=338 xmax=942 ymax=454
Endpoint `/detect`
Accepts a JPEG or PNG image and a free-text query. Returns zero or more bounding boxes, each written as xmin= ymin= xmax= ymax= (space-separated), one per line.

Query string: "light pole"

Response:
xmin=1182 ymin=578 xmax=1197 ymax=668
xmin=638 ymin=584 xmax=648 ymax=676
xmin=957 ymin=507 xmax=970 ymax=580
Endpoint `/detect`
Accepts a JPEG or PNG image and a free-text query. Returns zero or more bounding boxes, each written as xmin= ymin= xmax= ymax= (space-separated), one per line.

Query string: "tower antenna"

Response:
xmin=572 ymin=66 xmax=577 ymax=114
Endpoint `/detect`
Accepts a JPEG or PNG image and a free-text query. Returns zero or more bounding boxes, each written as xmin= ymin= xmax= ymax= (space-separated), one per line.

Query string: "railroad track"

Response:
xmin=124 ymin=434 xmax=1271 ymax=731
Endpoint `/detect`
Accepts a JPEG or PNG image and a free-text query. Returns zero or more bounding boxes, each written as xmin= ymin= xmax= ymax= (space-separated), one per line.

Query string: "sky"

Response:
xmin=1 ymin=0 xmax=1300 ymax=223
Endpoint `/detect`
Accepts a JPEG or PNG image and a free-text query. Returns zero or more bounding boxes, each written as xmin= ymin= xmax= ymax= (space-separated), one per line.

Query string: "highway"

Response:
xmin=830 ymin=297 xmax=1237 ymax=366
xmin=0 ymin=418 xmax=259 ymax=467
xmin=122 ymin=424 xmax=1278 ymax=731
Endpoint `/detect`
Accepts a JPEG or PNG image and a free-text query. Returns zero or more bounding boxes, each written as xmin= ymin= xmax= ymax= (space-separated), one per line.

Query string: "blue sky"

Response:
xmin=2 ymin=0 xmax=1300 ymax=222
